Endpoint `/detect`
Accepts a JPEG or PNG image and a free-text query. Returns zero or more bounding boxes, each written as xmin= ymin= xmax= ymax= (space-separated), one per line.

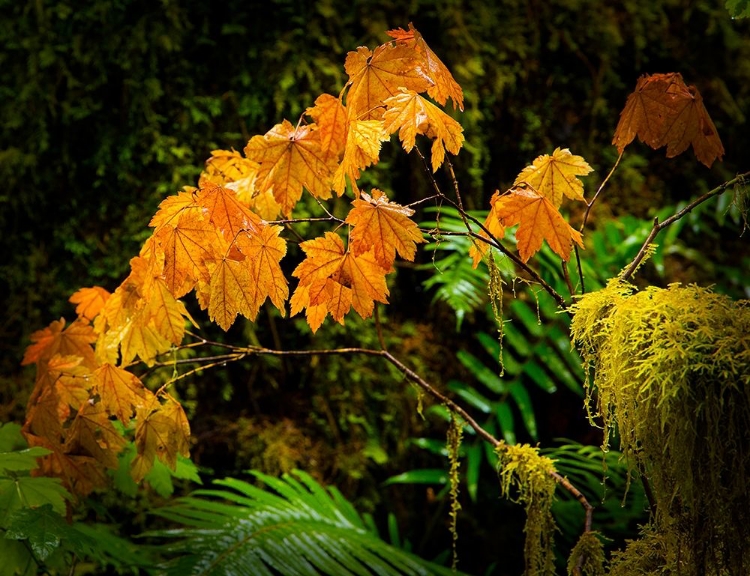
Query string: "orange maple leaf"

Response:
xmin=131 ymin=396 xmax=191 ymax=483
xmin=22 ymin=318 xmax=98 ymax=368
xmin=69 ymin=287 xmax=111 ymax=322
xmin=491 ymin=187 xmax=584 ymax=263
xmin=469 ymin=208 xmax=507 ymax=268
xmin=245 ymin=121 xmax=338 ymax=217
xmin=206 ymin=227 xmax=288 ymax=331
xmin=612 ymin=72 xmax=724 ymax=168
xmin=332 ymin=119 xmax=389 ymax=196
xmin=344 ymin=44 xmax=433 ymax=121
xmin=290 ymin=232 xmax=389 ymax=332
xmin=306 ymin=94 xmax=348 ymax=164
xmin=346 ymin=189 xmax=425 ymax=269
xmin=387 ymin=23 xmax=464 ymax=111
xmin=513 ymin=148 xmax=593 ymax=207
xmin=382 ymin=88 xmax=464 ymax=172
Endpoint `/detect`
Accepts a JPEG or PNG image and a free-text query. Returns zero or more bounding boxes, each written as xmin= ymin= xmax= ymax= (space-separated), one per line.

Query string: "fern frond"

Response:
xmin=149 ymin=470 xmax=459 ymax=576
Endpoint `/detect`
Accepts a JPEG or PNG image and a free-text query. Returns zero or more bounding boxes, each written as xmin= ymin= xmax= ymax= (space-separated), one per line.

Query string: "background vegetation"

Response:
xmin=1 ymin=0 xmax=748 ymax=574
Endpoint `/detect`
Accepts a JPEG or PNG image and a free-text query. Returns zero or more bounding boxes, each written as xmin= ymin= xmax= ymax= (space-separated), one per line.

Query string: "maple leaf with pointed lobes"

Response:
xmin=382 ymin=88 xmax=464 ymax=172
xmin=491 ymin=186 xmax=584 ymax=263
xmin=93 ymin=363 xmax=151 ymax=425
xmin=346 ymin=189 xmax=425 ymax=269
xmin=69 ymin=287 xmax=110 ymax=322
xmin=131 ymin=396 xmax=190 ymax=483
xmin=332 ymin=119 xmax=389 ymax=196
xmin=245 ymin=121 xmax=338 ymax=217
xmin=95 ymin=255 xmax=191 ymax=366
xmin=306 ymin=94 xmax=348 ymax=163
xmin=513 ymin=148 xmax=593 ymax=207
xmin=206 ymin=227 xmax=288 ymax=331
xmin=25 ymin=435 xmax=108 ymax=496
xmin=344 ymin=43 xmax=433 ymax=121
xmin=612 ymin=72 xmax=724 ymax=168
xmin=387 ymin=23 xmax=464 ymax=111
xmin=291 ymin=232 xmax=389 ymax=332
xmin=22 ymin=319 xmax=97 ymax=368
xmin=200 ymin=150 xmax=282 ymax=220
xmin=64 ymin=402 xmax=127 ymax=470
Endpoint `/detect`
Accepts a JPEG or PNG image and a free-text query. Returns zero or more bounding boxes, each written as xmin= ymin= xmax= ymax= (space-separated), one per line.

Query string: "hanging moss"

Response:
xmin=496 ymin=441 xmax=557 ymax=576
xmin=487 ymin=251 xmax=505 ymax=375
xmin=447 ymin=413 xmax=463 ymax=571
xmin=571 ymin=281 xmax=750 ymax=575
xmin=567 ymin=531 xmax=607 ymax=576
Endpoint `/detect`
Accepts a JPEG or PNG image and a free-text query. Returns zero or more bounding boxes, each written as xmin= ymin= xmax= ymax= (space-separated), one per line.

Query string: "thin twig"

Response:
xmin=561 ymin=260 xmax=574 ymax=297
xmin=574 ymin=245 xmax=585 ymax=294
xmin=406 ymin=193 xmax=442 ymax=208
xmin=580 ymin=151 xmax=623 ymax=232
xmin=270 ymin=216 xmax=345 ymax=225
xmin=374 ymin=305 xmax=387 ymax=351
xmin=621 ymin=171 xmax=749 ymax=281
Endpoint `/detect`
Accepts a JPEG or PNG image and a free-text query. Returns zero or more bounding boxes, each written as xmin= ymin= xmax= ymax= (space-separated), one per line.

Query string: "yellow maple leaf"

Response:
xmin=382 ymin=88 xmax=464 ymax=172
xmin=345 ymin=189 xmax=425 ymax=269
xmin=245 ymin=121 xmax=338 ymax=217
xmin=291 ymin=232 xmax=389 ymax=332
xmin=492 ymin=187 xmax=584 ymax=262
xmin=199 ymin=150 xmax=282 ymax=220
xmin=344 ymin=43 xmax=433 ymax=121
xmin=69 ymin=287 xmax=111 ymax=322
xmin=94 ymin=363 xmax=151 ymax=425
xmin=332 ymin=119 xmax=389 ymax=196
xmin=387 ymin=23 xmax=464 ymax=111
xmin=513 ymin=148 xmax=593 ymax=207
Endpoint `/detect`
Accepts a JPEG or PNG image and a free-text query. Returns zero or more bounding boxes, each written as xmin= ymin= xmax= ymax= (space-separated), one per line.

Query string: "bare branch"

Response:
xmin=621 ymin=171 xmax=750 ymax=281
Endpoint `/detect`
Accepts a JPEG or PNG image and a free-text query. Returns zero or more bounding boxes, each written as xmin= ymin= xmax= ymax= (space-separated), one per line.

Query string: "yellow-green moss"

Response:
xmin=571 ymin=281 xmax=750 ymax=575
xmin=447 ymin=413 xmax=463 ymax=571
xmin=567 ymin=531 xmax=607 ymax=576
xmin=496 ymin=441 xmax=557 ymax=575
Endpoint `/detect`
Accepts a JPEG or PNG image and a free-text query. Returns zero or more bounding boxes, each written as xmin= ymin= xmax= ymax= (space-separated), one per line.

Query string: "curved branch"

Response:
xmin=621 ymin=171 xmax=749 ymax=282
xmin=187 ymin=340 xmax=595 ymax=536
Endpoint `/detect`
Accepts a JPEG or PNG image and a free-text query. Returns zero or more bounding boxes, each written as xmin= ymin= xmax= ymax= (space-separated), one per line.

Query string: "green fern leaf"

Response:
xmin=149 ymin=470 xmax=460 ymax=576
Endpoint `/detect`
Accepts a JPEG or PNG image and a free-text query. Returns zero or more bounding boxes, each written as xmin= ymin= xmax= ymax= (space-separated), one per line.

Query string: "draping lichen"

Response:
xmin=571 ymin=280 xmax=750 ymax=575
xmin=496 ymin=441 xmax=557 ymax=575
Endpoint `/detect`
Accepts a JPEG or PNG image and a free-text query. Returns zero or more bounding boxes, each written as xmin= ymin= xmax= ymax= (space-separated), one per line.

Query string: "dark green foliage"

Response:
xmin=149 ymin=470 xmax=460 ymax=576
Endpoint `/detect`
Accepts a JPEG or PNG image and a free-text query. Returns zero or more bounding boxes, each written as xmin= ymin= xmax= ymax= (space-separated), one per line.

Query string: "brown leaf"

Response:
xmin=612 ymin=72 xmax=724 ymax=168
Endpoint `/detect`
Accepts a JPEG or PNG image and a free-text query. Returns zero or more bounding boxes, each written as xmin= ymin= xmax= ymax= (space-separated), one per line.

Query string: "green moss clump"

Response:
xmin=571 ymin=281 xmax=750 ymax=575
xmin=496 ymin=441 xmax=557 ymax=576
xmin=567 ymin=531 xmax=607 ymax=576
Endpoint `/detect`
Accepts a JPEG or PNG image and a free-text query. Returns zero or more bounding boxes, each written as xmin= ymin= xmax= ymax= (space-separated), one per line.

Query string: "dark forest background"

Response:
xmin=1 ymin=1 xmax=748 ymax=574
